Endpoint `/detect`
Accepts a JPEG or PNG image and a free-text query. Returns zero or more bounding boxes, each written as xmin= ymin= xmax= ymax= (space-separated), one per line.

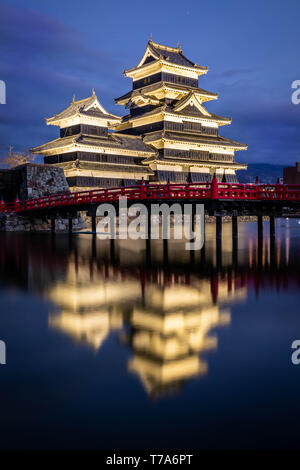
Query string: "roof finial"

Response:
xmin=149 ymin=33 xmax=152 ymax=42
xmin=177 ymin=40 xmax=181 ymax=51
xmin=72 ymin=94 xmax=76 ymax=103
xmin=92 ymin=88 xmax=95 ymax=96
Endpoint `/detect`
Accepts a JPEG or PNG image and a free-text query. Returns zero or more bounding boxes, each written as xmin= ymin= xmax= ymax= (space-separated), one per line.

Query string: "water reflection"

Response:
xmin=46 ymin=251 xmax=246 ymax=397
xmin=0 ymin=219 xmax=299 ymax=399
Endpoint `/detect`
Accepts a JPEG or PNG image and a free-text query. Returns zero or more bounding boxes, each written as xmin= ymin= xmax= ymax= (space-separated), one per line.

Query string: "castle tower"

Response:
xmin=31 ymin=91 xmax=155 ymax=189
xmin=114 ymin=38 xmax=247 ymax=183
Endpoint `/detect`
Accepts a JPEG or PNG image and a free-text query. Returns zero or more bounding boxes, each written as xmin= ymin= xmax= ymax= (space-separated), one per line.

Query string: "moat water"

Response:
xmin=0 ymin=219 xmax=300 ymax=449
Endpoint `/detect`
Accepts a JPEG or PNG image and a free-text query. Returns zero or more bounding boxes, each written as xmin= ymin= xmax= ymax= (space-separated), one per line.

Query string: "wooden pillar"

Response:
xmin=91 ymin=215 xmax=96 ymax=233
xmin=232 ymin=216 xmax=238 ymax=239
xmin=232 ymin=236 xmax=238 ymax=268
xmin=189 ymin=205 xmax=196 ymax=262
xmin=51 ymin=218 xmax=55 ymax=234
xmin=146 ymin=238 xmax=151 ymax=263
xmin=257 ymin=215 xmax=263 ymax=238
xmin=257 ymin=215 xmax=263 ymax=268
xmin=200 ymin=242 xmax=206 ymax=268
xmin=191 ymin=204 xmax=196 ymax=235
xmin=147 ymin=207 xmax=151 ymax=239
xmin=216 ymin=216 xmax=222 ymax=268
xmin=200 ymin=210 xmax=206 ymax=267
xmin=232 ymin=216 xmax=238 ymax=267
xmin=92 ymin=235 xmax=97 ymax=259
xmin=68 ymin=217 xmax=73 ymax=233
xmin=269 ymin=216 xmax=276 ymax=268
xmin=163 ymin=238 xmax=168 ymax=264
xmin=110 ymin=238 xmax=115 ymax=262
xmin=216 ymin=215 xmax=222 ymax=240
xmin=270 ymin=216 xmax=275 ymax=238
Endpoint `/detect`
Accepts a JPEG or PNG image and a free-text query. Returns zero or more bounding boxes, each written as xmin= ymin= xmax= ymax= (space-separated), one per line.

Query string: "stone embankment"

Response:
xmin=0 ymin=163 xmax=87 ymax=232
xmin=0 ymin=213 xmax=86 ymax=232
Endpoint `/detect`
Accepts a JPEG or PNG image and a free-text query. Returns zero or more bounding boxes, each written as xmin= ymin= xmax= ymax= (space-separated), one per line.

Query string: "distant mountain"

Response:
xmin=237 ymin=163 xmax=285 ymax=184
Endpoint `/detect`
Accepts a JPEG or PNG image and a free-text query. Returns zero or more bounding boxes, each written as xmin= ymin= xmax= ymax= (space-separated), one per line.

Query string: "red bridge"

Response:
xmin=1 ymin=179 xmax=300 ymax=214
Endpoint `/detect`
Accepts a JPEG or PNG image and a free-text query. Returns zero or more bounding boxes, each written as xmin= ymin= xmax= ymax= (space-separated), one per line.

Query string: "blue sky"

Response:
xmin=0 ymin=0 xmax=299 ymax=165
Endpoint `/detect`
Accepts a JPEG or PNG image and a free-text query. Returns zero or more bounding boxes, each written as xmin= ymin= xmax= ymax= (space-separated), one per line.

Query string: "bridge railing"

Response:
xmin=1 ymin=182 xmax=300 ymax=214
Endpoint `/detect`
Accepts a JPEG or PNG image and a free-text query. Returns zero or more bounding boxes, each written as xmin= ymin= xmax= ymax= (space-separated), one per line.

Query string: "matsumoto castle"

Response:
xmin=31 ymin=38 xmax=247 ymax=189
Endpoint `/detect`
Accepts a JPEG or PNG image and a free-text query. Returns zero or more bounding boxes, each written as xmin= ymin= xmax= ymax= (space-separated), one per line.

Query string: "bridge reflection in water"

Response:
xmin=0 ymin=219 xmax=298 ymax=398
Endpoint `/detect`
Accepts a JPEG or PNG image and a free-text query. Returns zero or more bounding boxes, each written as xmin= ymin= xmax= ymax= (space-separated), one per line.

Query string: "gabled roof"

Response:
xmin=143 ymin=39 xmax=196 ymax=68
xmin=118 ymin=102 xmax=230 ymax=126
xmin=174 ymin=92 xmax=211 ymax=115
xmin=115 ymin=81 xmax=218 ymax=105
xmin=124 ymin=38 xmax=208 ymax=75
xmin=46 ymin=90 xmax=120 ymax=125
xmin=143 ymin=130 xmax=247 ymax=150
xmin=62 ymin=160 xmax=154 ymax=174
xmin=30 ymin=132 xmax=157 ymax=155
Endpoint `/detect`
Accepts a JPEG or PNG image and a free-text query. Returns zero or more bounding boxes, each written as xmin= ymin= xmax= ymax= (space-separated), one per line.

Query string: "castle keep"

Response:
xmin=31 ymin=39 xmax=247 ymax=188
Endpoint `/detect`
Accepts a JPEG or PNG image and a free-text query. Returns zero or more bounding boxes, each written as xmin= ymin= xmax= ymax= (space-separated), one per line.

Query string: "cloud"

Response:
xmin=212 ymin=68 xmax=260 ymax=79
xmin=205 ymin=76 xmax=300 ymax=165
xmin=0 ymin=3 xmax=298 ymax=168
xmin=0 ymin=4 xmax=124 ymax=157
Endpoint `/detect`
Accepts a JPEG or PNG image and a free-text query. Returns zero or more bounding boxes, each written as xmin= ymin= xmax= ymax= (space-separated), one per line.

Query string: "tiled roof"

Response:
xmin=142 ymin=155 xmax=247 ymax=168
xmin=148 ymin=41 xmax=196 ymax=68
xmin=31 ymin=133 xmax=156 ymax=154
xmin=120 ymin=105 xmax=230 ymax=124
xmin=115 ymin=81 xmax=217 ymax=104
xmin=143 ymin=130 xmax=247 ymax=149
xmin=63 ymin=160 xmax=154 ymax=174
xmin=46 ymin=92 xmax=120 ymax=123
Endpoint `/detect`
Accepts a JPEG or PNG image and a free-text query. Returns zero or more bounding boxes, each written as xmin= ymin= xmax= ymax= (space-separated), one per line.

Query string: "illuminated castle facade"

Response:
xmin=31 ymin=38 xmax=247 ymax=189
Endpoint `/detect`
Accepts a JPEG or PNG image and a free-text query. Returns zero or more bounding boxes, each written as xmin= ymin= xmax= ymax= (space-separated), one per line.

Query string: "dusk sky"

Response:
xmin=0 ymin=0 xmax=299 ymax=166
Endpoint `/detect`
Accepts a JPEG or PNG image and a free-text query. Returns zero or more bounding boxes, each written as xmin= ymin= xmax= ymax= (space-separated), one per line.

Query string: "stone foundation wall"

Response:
xmin=0 ymin=213 xmax=86 ymax=232
xmin=0 ymin=163 xmax=83 ymax=232
xmin=19 ymin=163 xmax=70 ymax=199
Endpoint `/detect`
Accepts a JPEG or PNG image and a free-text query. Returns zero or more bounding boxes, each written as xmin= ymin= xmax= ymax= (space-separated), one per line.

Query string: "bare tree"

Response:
xmin=3 ymin=146 xmax=35 ymax=168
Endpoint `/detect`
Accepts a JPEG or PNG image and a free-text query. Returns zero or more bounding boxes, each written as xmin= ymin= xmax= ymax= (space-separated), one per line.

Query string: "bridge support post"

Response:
xmin=257 ymin=215 xmax=263 ymax=238
xmin=257 ymin=215 xmax=263 ymax=268
xmin=110 ymin=239 xmax=115 ymax=262
xmin=232 ymin=216 xmax=238 ymax=239
xmin=189 ymin=204 xmax=196 ymax=262
xmin=147 ymin=206 xmax=152 ymax=239
xmin=51 ymin=218 xmax=55 ymax=234
xmin=92 ymin=235 xmax=97 ymax=259
xmin=91 ymin=215 xmax=96 ymax=234
xmin=216 ymin=215 xmax=222 ymax=240
xmin=216 ymin=216 xmax=222 ymax=268
xmin=270 ymin=216 xmax=275 ymax=238
xmin=145 ymin=205 xmax=152 ymax=262
xmin=200 ymin=242 xmax=206 ymax=268
xmin=68 ymin=218 xmax=73 ymax=233
xmin=269 ymin=215 xmax=276 ymax=269
xmin=163 ymin=238 xmax=168 ymax=264
xmin=232 ymin=216 xmax=238 ymax=267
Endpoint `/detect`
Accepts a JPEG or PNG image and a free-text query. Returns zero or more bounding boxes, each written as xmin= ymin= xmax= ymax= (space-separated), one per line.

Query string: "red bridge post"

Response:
xmin=140 ymin=178 xmax=146 ymax=200
xmin=211 ymin=174 xmax=219 ymax=199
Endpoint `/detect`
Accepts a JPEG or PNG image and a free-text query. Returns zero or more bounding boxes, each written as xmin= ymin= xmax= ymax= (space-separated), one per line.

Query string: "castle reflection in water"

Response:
xmin=0 ymin=219 xmax=297 ymax=398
